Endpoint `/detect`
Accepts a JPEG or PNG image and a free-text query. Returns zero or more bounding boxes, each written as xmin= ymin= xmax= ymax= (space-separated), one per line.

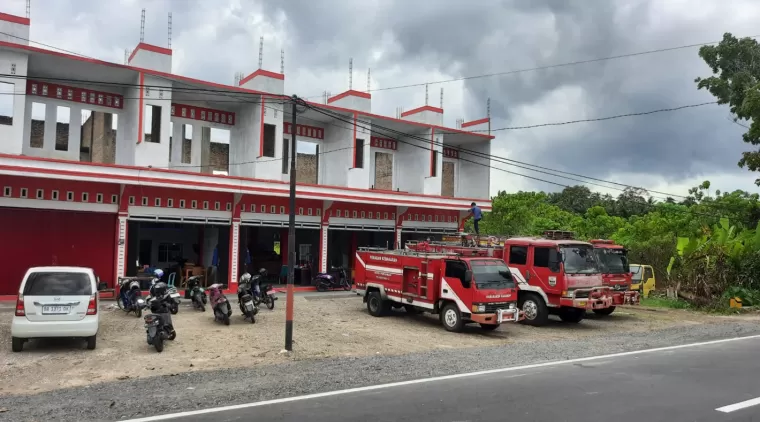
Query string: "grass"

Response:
xmin=640 ymin=296 xmax=691 ymax=309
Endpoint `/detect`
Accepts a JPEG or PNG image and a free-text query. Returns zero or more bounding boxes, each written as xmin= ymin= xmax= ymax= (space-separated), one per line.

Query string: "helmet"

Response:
xmin=150 ymin=281 xmax=168 ymax=297
xmin=153 ymin=269 xmax=164 ymax=279
xmin=258 ymin=268 xmax=267 ymax=276
xmin=240 ymin=273 xmax=252 ymax=283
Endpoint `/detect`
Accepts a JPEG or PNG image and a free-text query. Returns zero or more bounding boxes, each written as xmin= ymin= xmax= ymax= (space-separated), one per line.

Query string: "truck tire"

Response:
xmin=440 ymin=303 xmax=464 ymax=332
xmin=518 ymin=293 xmax=549 ymax=327
xmin=559 ymin=307 xmax=585 ymax=323
xmin=593 ymin=306 xmax=616 ymax=316
xmin=367 ymin=291 xmax=390 ymax=317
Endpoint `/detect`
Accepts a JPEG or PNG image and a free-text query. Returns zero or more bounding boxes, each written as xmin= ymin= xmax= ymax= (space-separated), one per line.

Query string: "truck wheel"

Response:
xmin=479 ymin=323 xmax=499 ymax=331
xmin=367 ymin=291 xmax=389 ymax=317
xmin=440 ymin=303 xmax=464 ymax=332
xmin=518 ymin=293 xmax=549 ymax=327
xmin=593 ymin=306 xmax=616 ymax=316
xmin=559 ymin=308 xmax=585 ymax=323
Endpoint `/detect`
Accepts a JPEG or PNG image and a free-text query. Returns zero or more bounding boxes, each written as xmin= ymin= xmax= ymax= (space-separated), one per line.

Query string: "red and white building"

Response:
xmin=0 ymin=10 xmax=493 ymax=296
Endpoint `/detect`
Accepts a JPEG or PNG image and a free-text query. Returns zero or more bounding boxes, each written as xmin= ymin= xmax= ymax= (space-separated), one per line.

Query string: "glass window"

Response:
xmin=508 ymin=246 xmax=527 ymax=265
xmin=23 ymin=272 xmax=92 ymax=296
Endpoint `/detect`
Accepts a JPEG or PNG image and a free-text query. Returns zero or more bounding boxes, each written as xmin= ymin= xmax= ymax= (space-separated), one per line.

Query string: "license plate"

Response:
xmin=170 ymin=292 xmax=180 ymax=298
xmin=42 ymin=305 xmax=70 ymax=314
xmin=578 ymin=301 xmax=587 ymax=307
xmin=244 ymin=300 xmax=254 ymax=311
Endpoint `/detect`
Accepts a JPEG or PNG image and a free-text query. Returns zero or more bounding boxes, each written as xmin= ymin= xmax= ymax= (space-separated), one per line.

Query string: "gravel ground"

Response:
xmin=1 ymin=298 xmax=759 ymax=421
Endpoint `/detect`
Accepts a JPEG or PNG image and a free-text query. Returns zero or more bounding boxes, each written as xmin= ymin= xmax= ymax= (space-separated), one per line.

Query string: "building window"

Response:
xmin=215 ymin=201 xmax=221 ymax=211
xmin=355 ymin=138 xmax=365 ymax=168
xmin=82 ymin=192 xmax=89 ymax=202
xmin=167 ymin=198 xmax=174 ymax=208
xmin=67 ymin=89 xmax=73 ymax=101
xmin=368 ymin=212 xmax=373 ymax=219
xmin=299 ymin=207 xmax=304 ymax=215
xmin=2 ymin=186 xmax=9 ymax=197
xmin=128 ymin=196 xmax=135 ymax=205
xmin=259 ymin=205 xmax=265 ymax=213
xmin=155 ymin=198 xmax=161 ymax=207
xmin=270 ymin=205 xmax=276 ymax=214
xmin=336 ymin=210 xmax=341 ymax=217
xmin=81 ymin=92 xmax=87 ymax=102
xmin=42 ymin=85 xmax=48 ymax=96
xmin=89 ymin=92 xmax=95 ymax=104
xmin=391 ymin=213 xmax=395 ymax=220
xmin=141 ymin=197 xmax=148 ymax=206
xmin=280 ymin=206 xmax=285 ymax=214
xmin=0 ymin=83 xmax=16 ymax=125
xmin=308 ymin=208 xmax=313 ymax=216
xmin=384 ymin=212 xmax=389 ymax=219
xmin=361 ymin=211 xmax=365 ymax=218
xmin=200 ymin=110 xmax=206 ymax=120
xmin=20 ymin=188 xmax=27 ymax=199
xmin=190 ymin=109 xmax=196 ymax=119
xmin=66 ymin=191 xmax=74 ymax=201
xmin=145 ymin=105 xmax=162 ymax=143
xmin=36 ymin=189 xmax=43 ymax=199
xmin=97 ymin=94 xmax=104 ymax=105
xmin=106 ymin=96 xmax=112 ymax=107
xmin=191 ymin=200 xmax=197 ymax=209
xmin=52 ymin=190 xmax=59 ymax=200
xmin=226 ymin=202 xmax=232 ymax=211
xmin=262 ymin=124 xmax=276 ymax=157
xmin=158 ymin=243 xmax=183 ymax=263
xmin=111 ymin=194 xmax=118 ymax=204
xmin=56 ymin=87 xmax=62 ymax=98
xmin=431 ymin=150 xmax=438 ymax=177
xmin=115 ymin=97 xmax=120 ymax=107
xmin=179 ymin=199 xmax=186 ymax=208
xmin=96 ymin=193 xmax=103 ymax=203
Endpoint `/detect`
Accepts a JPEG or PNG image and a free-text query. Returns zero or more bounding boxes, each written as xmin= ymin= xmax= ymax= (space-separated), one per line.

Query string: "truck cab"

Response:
xmin=503 ymin=232 xmax=613 ymax=326
xmin=629 ymin=264 xmax=656 ymax=298
xmin=589 ymin=239 xmax=640 ymax=315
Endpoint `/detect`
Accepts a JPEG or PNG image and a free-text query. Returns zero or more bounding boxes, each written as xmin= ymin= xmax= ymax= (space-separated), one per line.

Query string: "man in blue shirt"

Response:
xmin=470 ymin=202 xmax=482 ymax=235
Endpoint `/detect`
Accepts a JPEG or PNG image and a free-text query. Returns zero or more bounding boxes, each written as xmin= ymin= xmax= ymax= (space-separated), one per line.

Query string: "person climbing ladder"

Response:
xmin=470 ymin=202 xmax=482 ymax=236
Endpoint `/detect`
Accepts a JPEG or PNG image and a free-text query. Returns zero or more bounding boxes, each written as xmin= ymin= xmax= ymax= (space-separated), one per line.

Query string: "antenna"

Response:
xmin=280 ymin=49 xmax=284 ymax=74
xmin=487 ymin=97 xmax=491 ymax=118
xmin=140 ymin=8 xmax=145 ymax=43
xmin=124 ymin=49 xmax=128 ymax=65
xmin=25 ymin=0 xmax=30 ymax=18
xmin=440 ymin=88 xmax=443 ymax=108
xmin=234 ymin=72 xmax=239 ymax=86
xmin=258 ymin=36 xmax=263 ymax=69
xmin=367 ymin=68 xmax=371 ymax=92
xmin=425 ymin=84 xmax=429 ymax=106
xmin=168 ymin=12 xmax=172 ymax=49
xmin=348 ymin=58 xmax=353 ymax=90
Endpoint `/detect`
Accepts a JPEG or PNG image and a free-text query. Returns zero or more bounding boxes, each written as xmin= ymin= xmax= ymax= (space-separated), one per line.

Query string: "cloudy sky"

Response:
xmin=4 ymin=0 xmax=760 ymax=199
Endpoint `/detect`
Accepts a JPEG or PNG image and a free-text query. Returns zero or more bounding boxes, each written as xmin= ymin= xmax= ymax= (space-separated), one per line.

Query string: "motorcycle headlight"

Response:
xmin=137 ymin=299 xmax=145 ymax=304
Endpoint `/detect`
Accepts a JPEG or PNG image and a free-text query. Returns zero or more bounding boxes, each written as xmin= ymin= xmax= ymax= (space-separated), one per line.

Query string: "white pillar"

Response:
xmin=116 ymin=215 xmax=128 ymax=285
xmin=229 ymin=221 xmax=240 ymax=291
xmin=320 ymin=224 xmax=328 ymax=273
xmin=43 ymin=104 xmax=56 ymax=152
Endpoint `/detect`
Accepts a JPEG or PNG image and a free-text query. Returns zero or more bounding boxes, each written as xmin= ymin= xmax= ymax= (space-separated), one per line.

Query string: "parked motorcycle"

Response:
xmin=237 ymin=274 xmax=260 ymax=323
xmin=313 ymin=267 xmax=352 ymax=292
xmin=143 ymin=282 xmax=177 ymax=353
xmin=248 ymin=269 xmax=277 ymax=310
xmin=117 ymin=277 xmax=147 ymax=317
xmin=208 ymin=283 xmax=232 ymax=326
xmin=185 ymin=275 xmax=207 ymax=312
xmin=168 ymin=286 xmax=181 ymax=314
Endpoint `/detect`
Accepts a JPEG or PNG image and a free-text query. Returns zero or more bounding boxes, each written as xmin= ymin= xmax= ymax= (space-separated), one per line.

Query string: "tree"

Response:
xmin=695 ymin=33 xmax=760 ymax=184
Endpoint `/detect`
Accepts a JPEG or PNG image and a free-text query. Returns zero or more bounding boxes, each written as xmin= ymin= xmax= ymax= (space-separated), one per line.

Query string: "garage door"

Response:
xmin=0 ymin=208 xmax=116 ymax=295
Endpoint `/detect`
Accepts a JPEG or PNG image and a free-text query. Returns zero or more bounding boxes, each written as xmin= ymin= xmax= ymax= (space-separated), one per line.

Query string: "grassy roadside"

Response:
xmin=640 ymin=297 xmax=691 ymax=309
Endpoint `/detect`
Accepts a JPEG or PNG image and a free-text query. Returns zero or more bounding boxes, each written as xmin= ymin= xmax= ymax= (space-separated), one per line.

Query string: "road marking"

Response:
xmin=123 ymin=334 xmax=760 ymax=422
xmin=716 ymin=396 xmax=760 ymax=413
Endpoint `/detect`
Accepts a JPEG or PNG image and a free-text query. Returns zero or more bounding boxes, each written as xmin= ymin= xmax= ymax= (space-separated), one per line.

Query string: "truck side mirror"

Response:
xmin=463 ymin=270 xmax=473 ymax=287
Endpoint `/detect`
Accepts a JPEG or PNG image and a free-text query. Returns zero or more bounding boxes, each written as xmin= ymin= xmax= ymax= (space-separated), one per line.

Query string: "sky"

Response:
xmin=4 ymin=0 xmax=760 ymax=200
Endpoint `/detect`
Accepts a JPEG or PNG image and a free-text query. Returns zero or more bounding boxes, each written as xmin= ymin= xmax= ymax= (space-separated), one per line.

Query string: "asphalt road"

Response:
xmin=129 ymin=336 xmax=760 ymax=422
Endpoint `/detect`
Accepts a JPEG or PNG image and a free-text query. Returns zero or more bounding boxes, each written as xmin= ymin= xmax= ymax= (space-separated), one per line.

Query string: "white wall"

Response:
xmin=394 ymin=130 xmax=430 ymax=194
xmin=321 ymin=116 xmax=353 ymax=187
xmin=0 ymin=50 xmax=27 ymax=155
xmin=346 ymin=119 xmax=372 ymax=189
xmin=0 ymin=18 xmax=29 ymax=46
xmin=241 ymin=75 xmax=284 ymax=95
xmin=128 ymin=47 xmax=172 ymax=74
xmin=458 ymin=140 xmax=491 ymax=199
xmin=423 ymin=129 xmax=444 ymax=195
xmin=134 ymin=75 xmax=173 ymax=167
xmin=228 ymin=101 xmax=259 ymax=178
xmin=255 ymin=97 xmax=284 ymax=180
xmin=402 ymin=109 xmax=443 ymax=126
xmin=116 ymin=74 xmax=141 ymax=166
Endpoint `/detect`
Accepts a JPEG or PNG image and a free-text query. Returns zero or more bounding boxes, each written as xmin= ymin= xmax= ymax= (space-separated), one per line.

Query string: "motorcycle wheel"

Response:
xmin=265 ymin=296 xmax=275 ymax=310
xmin=223 ymin=315 xmax=230 ymax=326
xmin=168 ymin=330 xmax=177 ymax=341
xmin=194 ymin=294 xmax=203 ymax=311
xmin=136 ymin=308 xmax=142 ymax=318
xmin=153 ymin=336 xmax=164 ymax=353
xmin=170 ymin=305 xmax=178 ymax=315
xmin=342 ymin=280 xmax=352 ymax=291
xmin=202 ymin=295 xmax=207 ymax=305
xmin=250 ymin=313 xmax=256 ymax=324
xmin=316 ymin=281 xmax=328 ymax=292
xmin=117 ymin=297 xmax=125 ymax=310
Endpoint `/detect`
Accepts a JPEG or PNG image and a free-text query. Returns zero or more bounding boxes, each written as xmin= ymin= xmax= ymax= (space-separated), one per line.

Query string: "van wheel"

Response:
xmin=11 ymin=337 xmax=23 ymax=352
xmin=518 ymin=293 xmax=549 ymax=327
xmin=367 ymin=291 xmax=389 ymax=317
xmin=593 ymin=306 xmax=616 ymax=316
xmin=440 ymin=303 xmax=464 ymax=332
xmin=86 ymin=335 xmax=97 ymax=350
xmin=559 ymin=308 xmax=585 ymax=323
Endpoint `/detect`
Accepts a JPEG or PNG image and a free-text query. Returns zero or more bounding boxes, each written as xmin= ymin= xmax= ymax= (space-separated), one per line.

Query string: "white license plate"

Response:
xmin=244 ymin=300 xmax=254 ymax=310
xmin=42 ymin=305 xmax=70 ymax=315
xmin=170 ymin=292 xmax=180 ymax=298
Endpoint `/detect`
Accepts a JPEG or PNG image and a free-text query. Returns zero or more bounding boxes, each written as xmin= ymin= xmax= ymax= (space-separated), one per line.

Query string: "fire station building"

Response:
xmin=0 ymin=10 xmax=493 ymax=295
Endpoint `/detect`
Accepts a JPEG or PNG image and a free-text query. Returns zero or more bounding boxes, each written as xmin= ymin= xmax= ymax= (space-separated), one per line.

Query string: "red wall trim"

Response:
xmin=239 ymin=69 xmax=285 ymax=85
xmin=430 ymin=128 xmax=435 ymax=177
xmin=259 ymin=97 xmax=266 ymax=157
xmin=284 ymin=122 xmax=324 ymax=140
xmin=171 ymin=103 xmax=235 ymax=126
xmin=443 ymin=147 xmax=459 ymax=159
xmin=327 ymin=90 xmax=372 ymax=103
xmin=461 ymin=117 xmax=489 ymax=128
xmin=128 ymin=42 xmax=172 ymax=63
xmin=26 ymin=79 xmax=124 ymax=110
xmin=401 ymin=105 xmax=444 ymax=118
xmin=137 ymin=72 xmax=145 ymax=144
xmin=0 ymin=12 xmax=30 ymax=26
xmin=370 ymin=136 xmax=397 ymax=151
xmin=352 ymin=113 xmax=358 ymax=168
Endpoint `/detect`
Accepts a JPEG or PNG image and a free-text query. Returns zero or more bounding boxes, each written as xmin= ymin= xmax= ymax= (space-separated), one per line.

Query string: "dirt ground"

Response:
xmin=0 ymin=295 xmax=755 ymax=396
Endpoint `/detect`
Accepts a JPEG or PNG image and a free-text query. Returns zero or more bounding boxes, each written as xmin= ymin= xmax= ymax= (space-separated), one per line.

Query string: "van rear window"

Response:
xmin=23 ymin=272 xmax=92 ymax=296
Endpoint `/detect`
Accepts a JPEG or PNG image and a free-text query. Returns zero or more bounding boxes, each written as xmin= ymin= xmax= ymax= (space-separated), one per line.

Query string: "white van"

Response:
xmin=11 ymin=266 xmax=100 ymax=352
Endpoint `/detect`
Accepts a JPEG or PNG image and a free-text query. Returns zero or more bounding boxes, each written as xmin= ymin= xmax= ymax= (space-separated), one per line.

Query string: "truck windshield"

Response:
xmin=470 ymin=261 xmax=515 ymax=289
xmin=594 ymin=248 xmax=630 ymax=274
xmin=631 ymin=265 xmax=642 ymax=281
xmin=560 ymin=246 xmax=600 ymax=275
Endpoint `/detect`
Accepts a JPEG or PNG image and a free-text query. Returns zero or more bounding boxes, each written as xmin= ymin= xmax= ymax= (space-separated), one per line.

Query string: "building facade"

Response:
xmin=0 ymin=11 xmax=493 ymax=295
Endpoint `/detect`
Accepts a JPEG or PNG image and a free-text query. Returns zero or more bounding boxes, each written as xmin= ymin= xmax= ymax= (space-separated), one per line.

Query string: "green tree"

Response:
xmin=695 ymin=33 xmax=760 ymax=184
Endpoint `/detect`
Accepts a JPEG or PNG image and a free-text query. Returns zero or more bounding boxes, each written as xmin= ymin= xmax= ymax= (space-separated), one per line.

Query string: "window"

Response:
xmin=534 ymin=247 xmax=551 ymax=268
xmin=431 ymin=150 xmax=438 ymax=177
xmin=144 ymin=105 xmax=162 ymax=143
xmin=155 ymin=198 xmax=161 ymax=207
xmin=262 ymin=124 xmax=276 ymax=157
xmin=337 ymin=210 xmax=341 ymax=217
xmin=260 ymin=205 xmax=266 ymax=213
xmin=316 ymin=209 xmax=321 ymax=216
xmin=141 ymin=197 xmax=148 ymax=206
xmin=54 ymin=106 xmax=71 ymax=152
xmin=20 ymin=188 xmax=27 ymax=198
xmin=215 ymin=201 xmax=221 ymax=211
xmin=280 ymin=206 xmax=285 ymax=214
xmin=30 ymin=103 xmax=46 ymax=148
xmin=179 ymin=199 xmax=186 ymax=208
xmin=158 ymin=243 xmax=183 ymax=263
xmin=111 ymin=194 xmax=118 ymax=204
xmin=66 ymin=191 xmax=74 ymax=201
xmin=353 ymin=211 xmax=358 ymax=218
xmin=36 ymin=189 xmax=43 ymax=199
xmin=282 ymin=137 xmax=289 ymax=174
xmin=644 ymin=267 xmax=654 ymax=280
xmin=384 ymin=212 xmax=389 ymax=219
xmin=191 ymin=200 xmax=197 ymax=209
xmin=81 ymin=192 xmax=89 ymax=202
xmin=361 ymin=211 xmax=365 ymax=218
xmin=129 ymin=196 xmax=135 ymax=205
xmin=444 ymin=260 xmax=468 ymax=282
xmin=0 ymin=81 xmax=14 ymax=125
xmin=3 ymin=186 xmax=10 ymax=197
xmin=308 ymin=208 xmax=313 ymax=216
xmin=167 ymin=198 xmax=174 ymax=208
xmin=270 ymin=205 xmax=276 ymax=214
xmin=203 ymin=201 xmax=209 ymax=210
xmin=354 ymin=138 xmax=365 ymax=168
xmin=22 ymin=272 xmax=92 ymax=296
xmin=508 ymin=246 xmax=528 ymax=265
xmin=226 ymin=202 xmax=232 ymax=211
xmin=52 ymin=190 xmax=59 ymax=200
xmin=368 ymin=212 xmax=373 ymax=219
xmin=96 ymin=193 xmax=103 ymax=203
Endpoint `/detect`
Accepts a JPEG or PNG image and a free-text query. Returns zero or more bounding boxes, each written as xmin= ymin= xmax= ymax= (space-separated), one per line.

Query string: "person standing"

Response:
xmin=470 ymin=202 xmax=483 ymax=236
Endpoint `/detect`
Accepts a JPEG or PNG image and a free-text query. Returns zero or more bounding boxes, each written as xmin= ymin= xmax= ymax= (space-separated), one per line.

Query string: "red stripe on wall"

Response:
xmin=137 ymin=72 xmax=145 ymax=144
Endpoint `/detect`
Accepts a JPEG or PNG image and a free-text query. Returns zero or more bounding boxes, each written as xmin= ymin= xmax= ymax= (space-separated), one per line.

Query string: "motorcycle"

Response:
xmin=237 ymin=278 xmax=259 ymax=323
xmin=143 ymin=284 xmax=177 ymax=353
xmin=313 ymin=267 xmax=352 ymax=292
xmin=185 ymin=275 xmax=207 ymax=312
xmin=251 ymin=274 xmax=277 ymax=310
xmin=168 ymin=286 xmax=181 ymax=315
xmin=208 ymin=283 xmax=232 ymax=326
xmin=117 ymin=277 xmax=146 ymax=317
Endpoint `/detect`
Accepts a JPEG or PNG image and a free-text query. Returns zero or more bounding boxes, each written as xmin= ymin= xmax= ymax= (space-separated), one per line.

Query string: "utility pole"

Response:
xmin=285 ymin=95 xmax=298 ymax=351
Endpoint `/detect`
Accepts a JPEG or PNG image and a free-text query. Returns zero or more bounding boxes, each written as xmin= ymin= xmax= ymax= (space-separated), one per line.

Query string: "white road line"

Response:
xmin=716 ymin=396 xmax=760 ymax=413
xmin=123 ymin=334 xmax=760 ymax=422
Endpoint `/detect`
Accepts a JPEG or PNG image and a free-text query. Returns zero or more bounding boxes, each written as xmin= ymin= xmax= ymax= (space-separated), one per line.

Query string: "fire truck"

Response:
xmin=406 ymin=231 xmax=614 ymax=326
xmin=353 ymin=247 xmax=522 ymax=332
xmin=589 ymin=239 xmax=640 ymax=315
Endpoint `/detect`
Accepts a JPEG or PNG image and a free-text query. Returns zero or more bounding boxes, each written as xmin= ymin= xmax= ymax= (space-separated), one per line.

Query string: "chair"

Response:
xmin=167 ymin=272 xmax=176 ymax=288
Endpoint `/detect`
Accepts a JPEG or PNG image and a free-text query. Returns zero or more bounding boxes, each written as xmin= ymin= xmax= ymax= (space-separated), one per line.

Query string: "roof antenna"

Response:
xmin=140 ymin=8 xmax=145 ymax=43
xmin=349 ymin=58 xmax=353 ymax=90
xmin=25 ymin=0 xmax=30 ymax=18
xmin=124 ymin=49 xmax=128 ymax=65
xmin=440 ymin=88 xmax=443 ymax=109
xmin=280 ymin=48 xmax=284 ymax=74
xmin=258 ymin=36 xmax=263 ymax=69
xmin=487 ymin=98 xmax=491 ymax=135
xmin=168 ymin=12 xmax=172 ymax=49
xmin=425 ymin=84 xmax=429 ymax=106
xmin=367 ymin=68 xmax=371 ymax=92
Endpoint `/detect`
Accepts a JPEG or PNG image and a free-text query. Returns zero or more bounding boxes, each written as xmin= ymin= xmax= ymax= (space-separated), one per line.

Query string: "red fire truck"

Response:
xmin=407 ymin=231 xmax=614 ymax=326
xmin=589 ymin=239 xmax=640 ymax=316
xmin=353 ymin=247 xmax=522 ymax=332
